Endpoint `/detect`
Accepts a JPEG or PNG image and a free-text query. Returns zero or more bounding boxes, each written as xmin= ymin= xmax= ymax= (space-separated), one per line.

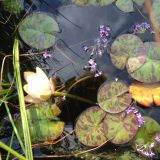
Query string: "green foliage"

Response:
xmin=18 ymin=12 xmax=59 ymax=50
xmin=16 ymin=103 xmax=64 ymax=143
xmin=103 ymin=110 xmax=139 ymax=144
xmin=97 ymin=80 xmax=131 ymax=113
xmin=73 ymin=0 xmax=144 ymax=12
xmin=75 ymin=106 xmax=107 ymax=146
xmin=132 ymin=116 xmax=160 ymax=153
xmin=152 ymin=0 xmax=160 ymax=29
xmin=1 ymin=0 xmax=24 ymax=14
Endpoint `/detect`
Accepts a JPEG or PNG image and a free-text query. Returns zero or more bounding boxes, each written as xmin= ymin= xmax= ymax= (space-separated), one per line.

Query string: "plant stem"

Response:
xmin=53 ymin=91 xmax=96 ymax=105
xmin=13 ymin=39 xmax=33 ymax=160
xmin=0 ymin=141 xmax=27 ymax=160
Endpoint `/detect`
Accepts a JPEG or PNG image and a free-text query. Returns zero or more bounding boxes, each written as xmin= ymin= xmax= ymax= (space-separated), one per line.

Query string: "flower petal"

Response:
xmin=24 ymin=71 xmax=36 ymax=83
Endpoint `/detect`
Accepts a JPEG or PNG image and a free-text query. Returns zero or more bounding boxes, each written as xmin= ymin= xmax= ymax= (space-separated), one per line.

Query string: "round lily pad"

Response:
xmin=129 ymin=42 xmax=160 ymax=83
xmin=75 ymin=106 xmax=107 ymax=146
xmin=126 ymin=55 xmax=146 ymax=74
xmin=110 ymin=34 xmax=146 ymax=70
xmin=132 ymin=116 xmax=160 ymax=153
xmin=103 ymin=111 xmax=139 ymax=144
xmin=73 ymin=0 xmax=115 ymax=6
xmin=18 ymin=12 xmax=59 ymax=50
xmin=116 ymin=0 xmax=134 ymax=12
xmin=97 ymin=81 xmax=132 ymax=113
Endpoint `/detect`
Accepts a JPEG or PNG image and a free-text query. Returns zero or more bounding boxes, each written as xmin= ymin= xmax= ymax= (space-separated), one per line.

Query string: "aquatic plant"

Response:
xmin=18 ymin=12 xmax=59 ymax=50
xmin=73 ymin=0 xmax=144 ymax=12
xmin=23 ymin=67 xmax=55 ymax=103
xmin=129 ymin=82 xmax=160 ymax=107
xmin=132 ymin=116 xmax=160 ymax=158
xmin=1 ymin=0 xmax=24 ymax=14
xmin=97 ymin=80 xmax=131 ymax=113
xmin=16 ymin=103 xmax=64 ymax=143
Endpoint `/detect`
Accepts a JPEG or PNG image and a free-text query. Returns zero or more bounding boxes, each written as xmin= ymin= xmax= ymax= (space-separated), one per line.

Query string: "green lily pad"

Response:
xmin=73 ymin=0 xmax=115 ymax=6
xmin=126 ymin=55 xmax=146 ymax=74
xmin=2 ymin=0 xmax=24 ymax=14
xmin=132 ymin=116 xmax=160 ymax=153
xmin=97 ymin=81 xmax=132 ymax=113
xmin=129 ymin=42 xmax=160 ymax=83
xmin=110 ymin=34 xmax=146 ymax=70
xmin=103 ymin=111 xmax=139 ymax=144
xmin=17 ymin=119 xmax=64 ymax=143
xmin=75 ymin=106 xmax=107 ymax=146
xmin=26 ymin=103 xmax=61 ymax=122
xmin=16 ymin=103 xmax=64 ymax=143
xmin=152 ymin=0 xmax=160 ymax=29
xmin=116 ymin=0 xmax=134 ymax=12
xmin=18 ymin=12 xmax=59 ymax=50
xmin=133 ymin=0 xmax=144 ymax=6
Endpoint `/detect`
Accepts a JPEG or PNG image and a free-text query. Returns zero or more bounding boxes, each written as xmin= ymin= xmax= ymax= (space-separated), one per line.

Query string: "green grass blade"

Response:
xmin=4 ymin=102 xmax=25 ymax=153
xmin=13 ymin=39 xmax=33 ymax=160
xmin=0 ymin=141 xmax=27 ymax=160
xmin=6 ymin=131 xmax=14 ymax=160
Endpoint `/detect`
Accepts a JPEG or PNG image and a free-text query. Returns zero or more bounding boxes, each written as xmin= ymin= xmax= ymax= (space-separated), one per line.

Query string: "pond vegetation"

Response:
xmin=1 ymin=0 xmax=160 ymax=159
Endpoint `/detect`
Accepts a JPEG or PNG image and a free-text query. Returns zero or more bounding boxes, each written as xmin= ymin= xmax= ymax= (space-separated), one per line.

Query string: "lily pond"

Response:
xmin=1 ymin=0 xmax=160 ymax=159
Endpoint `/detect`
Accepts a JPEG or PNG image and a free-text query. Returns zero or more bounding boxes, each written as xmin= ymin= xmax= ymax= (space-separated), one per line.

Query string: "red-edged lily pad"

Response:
xmin=75 ymin=106 xmax=107 ymax=146
xmin=103 ymin=111 xmax=139 ymax=144
xmin=97 ymin=81 xmax=132 ymax=113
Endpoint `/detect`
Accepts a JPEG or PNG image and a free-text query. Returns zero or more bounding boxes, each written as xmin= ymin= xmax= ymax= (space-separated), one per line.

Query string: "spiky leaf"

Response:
xmin=18 ymin=12 xmax=59 ymax=50
xmin=97 ymin=81 xmax=132 ymax=113
xmin=132 ymin=116 xmax=160 ymax=152
xmin=75 ymin=106 xmax=107 ymax=146
xmin=103 ymin=111 xmax=139 ymax=144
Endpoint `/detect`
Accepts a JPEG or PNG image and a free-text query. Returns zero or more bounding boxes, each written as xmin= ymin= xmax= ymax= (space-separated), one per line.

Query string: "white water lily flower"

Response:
xmin=23 ymin=67 xmax=54 ymax=103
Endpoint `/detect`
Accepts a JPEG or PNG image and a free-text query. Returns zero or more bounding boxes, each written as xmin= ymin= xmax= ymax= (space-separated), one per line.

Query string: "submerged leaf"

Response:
xmin=129 ymin=82 xmax=160 ymax=107
xmin=75 ymin=106 xmax=107 ymax=146
xmin=18 ymin=12 xmax=59 ymax=50
xmin=103 ymin=111 xmax=139 ymax=144
xmin=97 ymin=81 xmax=132 ymax=113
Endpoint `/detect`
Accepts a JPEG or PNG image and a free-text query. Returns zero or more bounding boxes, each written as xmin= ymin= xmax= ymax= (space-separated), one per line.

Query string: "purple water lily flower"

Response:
xmin=43 ymin=51 xmax=52 ymax=58
xmin=132 ymin=22 xmax=151 ymax=34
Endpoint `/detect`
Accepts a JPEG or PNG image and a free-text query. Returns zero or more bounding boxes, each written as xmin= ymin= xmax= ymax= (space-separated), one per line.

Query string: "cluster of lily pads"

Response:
xmin=75 ymin=80 xmax=160 ymax=158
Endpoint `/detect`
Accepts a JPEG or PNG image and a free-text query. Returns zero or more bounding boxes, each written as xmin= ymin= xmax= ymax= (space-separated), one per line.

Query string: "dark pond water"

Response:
xmin=0 ymin=0 xmax=160 ymax=159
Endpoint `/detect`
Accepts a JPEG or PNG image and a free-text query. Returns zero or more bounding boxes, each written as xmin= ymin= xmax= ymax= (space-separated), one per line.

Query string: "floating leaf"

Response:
xmin=2 ymin=0 xmax=24 ymax=14
xmin=26 ymin=103 xmax=61 ymax=122
xmin=126 ymin=55 xmax=146 ymax=74
xmin=75 ymin=106 xmax=107 ymax=146
xmin=103 ymin=111 xmax=139 ymax=144
xmin=129 ymin=42 xmax=160 ymax=83
xmin=116 ymin=0 xmax=134 ymax=12
xmin=129 ymin=82 xmax=160 ymax=107
xmin=132 ymin=116 xmax=160 ymax=153
xmin=18 ymin=12 xmax=59 ymax=50
xmin=97 ymin=81 xmax=132 ymax=113
xmin=16 ymin=103 xmax=64 ymax=143
xmin=17 ymin=119 xmax=64 ymax=143
xmin=110 ymin=34 xmax=146 ymax=70
xmin=152 ymin=0 xmax=160 ymax=29
xmin=73 ymin=0 xmax=115 ymax=6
